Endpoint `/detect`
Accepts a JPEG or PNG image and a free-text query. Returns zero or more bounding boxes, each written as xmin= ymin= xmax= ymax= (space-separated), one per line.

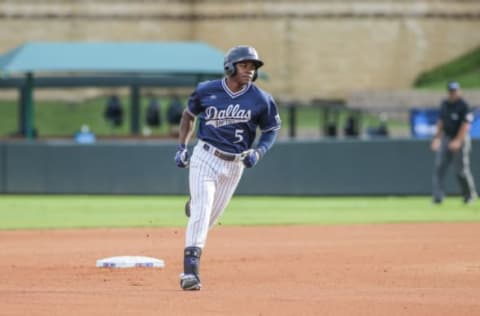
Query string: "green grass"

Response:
xmin=414 ymin=46 xmax=480 ymax=90
xmin=0 ymin=195 xmax=479 ymax=230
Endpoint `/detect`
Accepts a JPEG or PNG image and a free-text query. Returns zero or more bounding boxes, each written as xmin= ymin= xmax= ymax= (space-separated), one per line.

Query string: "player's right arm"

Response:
xmin=175 ymin=86 xmax=203 ymax=168
xmin=178 ymin=110 xmax=196 ymax=146
xmin=175 ymin=110 xmax=196 ymax=168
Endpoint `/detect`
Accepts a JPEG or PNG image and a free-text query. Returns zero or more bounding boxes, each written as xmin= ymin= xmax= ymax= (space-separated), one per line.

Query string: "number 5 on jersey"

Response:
xmin=234 ymin=129 xmax=244 ymax=143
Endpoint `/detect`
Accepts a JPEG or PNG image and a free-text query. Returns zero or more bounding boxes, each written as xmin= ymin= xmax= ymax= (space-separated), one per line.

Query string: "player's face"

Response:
xmin=233 ymin=61 xmax=257 ymax=84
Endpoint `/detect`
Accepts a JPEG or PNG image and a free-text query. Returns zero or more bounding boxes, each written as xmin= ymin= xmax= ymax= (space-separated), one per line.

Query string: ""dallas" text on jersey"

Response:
xmin=205 ymin=104 xmax=251 ymax=128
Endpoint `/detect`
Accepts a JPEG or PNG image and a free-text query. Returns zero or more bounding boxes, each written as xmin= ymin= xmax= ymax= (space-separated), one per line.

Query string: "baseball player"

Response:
xmin=431 ymin=81 xmax=477 ymax=204
xmin=174 ymin=45 xmax=281 ymax=290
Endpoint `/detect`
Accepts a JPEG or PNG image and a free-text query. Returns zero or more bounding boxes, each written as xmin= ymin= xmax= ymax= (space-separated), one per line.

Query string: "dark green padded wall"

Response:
xmin=5 ymin=142 xmax=189 ymax=194
xmin=2 ymin=140 xmax=479 ymax=195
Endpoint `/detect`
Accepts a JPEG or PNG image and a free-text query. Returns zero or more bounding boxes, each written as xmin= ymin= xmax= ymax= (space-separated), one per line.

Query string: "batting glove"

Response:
xmin=242 ymin=149 xmax=260 ymax=168
xmin=175 ymin=144 xmax=190 ymax=168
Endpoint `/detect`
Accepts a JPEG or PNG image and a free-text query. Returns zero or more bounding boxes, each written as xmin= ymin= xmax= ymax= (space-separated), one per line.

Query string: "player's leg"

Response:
xmin=453 ymin=137 xmax=477 ymax=203
xmin=180 ymin=247 xmax=202 ymax=290
xmin=185 ymin=146 xmax=219 ymax=248
xmin=209 ymin=161 xmax=244 ymax=228
xmin=432 ymin=137 xmax=452 ymax=203
xmin=181 ymin=145 xmax=219 ymax=290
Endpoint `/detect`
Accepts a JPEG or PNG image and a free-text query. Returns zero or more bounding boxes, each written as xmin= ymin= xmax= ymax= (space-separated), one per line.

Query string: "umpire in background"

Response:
xmin=431 ymin=81 xmax=477 ymax=204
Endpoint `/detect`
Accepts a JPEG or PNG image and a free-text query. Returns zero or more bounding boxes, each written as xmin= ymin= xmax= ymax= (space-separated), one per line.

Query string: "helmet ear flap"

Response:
xmin=224 ymin=62 xmax=236 ymax=77
xmin=252 ymin=70 xmax=258 ymax=82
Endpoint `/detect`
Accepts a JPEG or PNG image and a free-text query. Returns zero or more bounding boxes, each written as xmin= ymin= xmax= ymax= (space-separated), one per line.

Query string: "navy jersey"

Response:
xmin=439 ymin=97 xmax=473 ymax=137
xmin=187 ymin=78 xmax=281 ymax=153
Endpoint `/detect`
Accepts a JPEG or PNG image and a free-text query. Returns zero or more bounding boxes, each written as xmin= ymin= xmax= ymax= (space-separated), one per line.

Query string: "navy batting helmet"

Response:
xmin=224 ymin=45 xmax=264 ymax=81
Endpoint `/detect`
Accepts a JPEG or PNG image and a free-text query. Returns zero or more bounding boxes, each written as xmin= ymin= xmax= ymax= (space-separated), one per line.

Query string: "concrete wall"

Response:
xmin=2 ymin=139 xmax=479 ymax=196
xmin=4 ymin=142 xmax=188 ymax=194
xmin=0 ymin=0 xmax=479 ymax=99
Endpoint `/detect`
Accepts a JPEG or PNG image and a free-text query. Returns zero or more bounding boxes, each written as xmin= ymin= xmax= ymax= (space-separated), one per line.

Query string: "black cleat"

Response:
xmin=180 ymin=273 xmax=201 ymax=291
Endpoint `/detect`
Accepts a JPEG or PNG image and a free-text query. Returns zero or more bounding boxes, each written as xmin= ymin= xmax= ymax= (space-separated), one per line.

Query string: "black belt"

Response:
xmin=203 ymin=143 xmax=237 ymax=161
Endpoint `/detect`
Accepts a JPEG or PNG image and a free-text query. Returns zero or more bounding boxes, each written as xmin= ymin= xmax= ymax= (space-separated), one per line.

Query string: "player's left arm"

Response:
xmin=257 ymin=95 xmax=281 ymax=155
xmin=243 ymin=128 xmax=279 ymax=168
xmin=243 ymin=95 xmax=281 ymax=168
xmin=255 ymin=129 xmax=278 ymax=158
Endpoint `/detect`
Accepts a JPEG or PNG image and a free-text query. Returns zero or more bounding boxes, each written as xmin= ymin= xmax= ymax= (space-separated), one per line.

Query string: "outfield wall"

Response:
xmin=1 ymin=139 xmax=479 ymax=196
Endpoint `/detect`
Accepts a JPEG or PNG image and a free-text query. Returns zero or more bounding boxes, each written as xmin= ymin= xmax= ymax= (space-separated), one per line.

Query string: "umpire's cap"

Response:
xmin=224 ymin=45 xmax=264 ymax=80
xmin=447 ymin=81 xmax=460 ymax=91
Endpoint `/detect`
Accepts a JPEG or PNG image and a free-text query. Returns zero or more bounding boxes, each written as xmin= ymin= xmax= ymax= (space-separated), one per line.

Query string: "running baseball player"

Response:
xmin=174 ymin=45 xmax=281 ymax=290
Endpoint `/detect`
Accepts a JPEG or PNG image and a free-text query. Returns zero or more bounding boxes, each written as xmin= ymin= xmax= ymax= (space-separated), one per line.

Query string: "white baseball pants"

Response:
xmin=185 ymin=141 xmax=245 ymax=248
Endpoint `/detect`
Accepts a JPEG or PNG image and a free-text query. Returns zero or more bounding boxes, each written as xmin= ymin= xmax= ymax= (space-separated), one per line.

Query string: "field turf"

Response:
xmin=0 ymin=195 xmax=479 ymax=230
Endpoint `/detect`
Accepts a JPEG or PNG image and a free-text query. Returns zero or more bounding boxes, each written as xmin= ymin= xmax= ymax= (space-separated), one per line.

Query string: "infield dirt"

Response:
xmin=2 ymin=223 xmax=480 ymax=315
